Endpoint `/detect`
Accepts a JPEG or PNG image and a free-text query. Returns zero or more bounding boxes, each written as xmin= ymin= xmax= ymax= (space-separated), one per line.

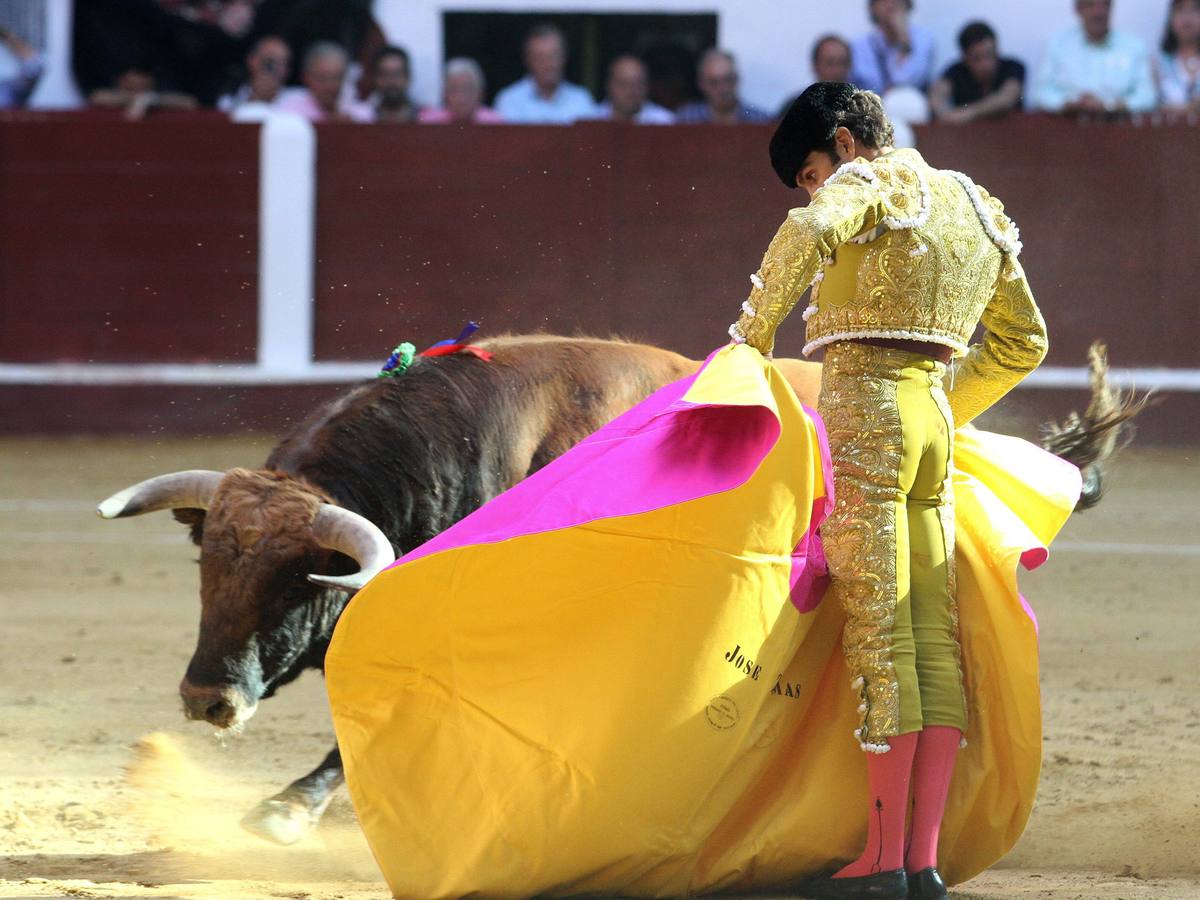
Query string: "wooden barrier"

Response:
xmin=310 ymin=117 xmax=1196 ymax=368
xmin=0 ymin=113 xmax=259 ymax=363
xmin=0 ymin=113 xmax=1193 ymax=439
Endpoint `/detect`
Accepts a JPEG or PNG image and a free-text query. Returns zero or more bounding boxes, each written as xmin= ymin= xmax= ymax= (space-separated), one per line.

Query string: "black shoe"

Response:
xmin=797 ymin=868 xmax=908 ymax=899
xmin=906 ymin=867 xmax=948 ymax=899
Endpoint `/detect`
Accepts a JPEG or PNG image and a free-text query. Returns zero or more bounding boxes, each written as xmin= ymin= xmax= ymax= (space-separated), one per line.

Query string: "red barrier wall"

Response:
xmin=0 ymin=114 xmax=1194 ymax=440
xmin=311 ymin=117 xmax=1196 ymax=368
xmin=0 ymin=113 xmax=259 ymax=363
xmin=312 ymin=122 xmax=782 ymax=360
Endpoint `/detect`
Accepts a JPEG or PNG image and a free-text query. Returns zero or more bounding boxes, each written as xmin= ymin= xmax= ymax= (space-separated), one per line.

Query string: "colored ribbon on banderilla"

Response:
xmin=378 ymin=322 xmax=495 ymax=378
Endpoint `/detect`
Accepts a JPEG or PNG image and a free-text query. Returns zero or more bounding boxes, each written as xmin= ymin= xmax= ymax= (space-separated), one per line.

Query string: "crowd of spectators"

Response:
xmin=1 ymin=0 xmax=1198 ymax=125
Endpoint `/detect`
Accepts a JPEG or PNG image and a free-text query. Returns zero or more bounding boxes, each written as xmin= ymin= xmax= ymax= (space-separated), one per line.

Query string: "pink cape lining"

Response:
xmin=390 ymin=347 xmax=835 ymax=612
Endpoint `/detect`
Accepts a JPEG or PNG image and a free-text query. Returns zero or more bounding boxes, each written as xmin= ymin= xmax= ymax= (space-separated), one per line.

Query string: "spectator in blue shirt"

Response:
xmin=929 ymin=21 xmax=1026 ymax=123
xmin=0 ymin=26 xmax=43 ymax=108
xmin=595 ymin=55 xmax=675 ymax=123
xmin=850 ymin=0 xmax=938 ymax=94
xmin=676 ymin=49 xmax=770 ymax=123
xmin=495 ymin=23 xmax=596 ymax=124
xmin=1033 ymin=0 xmax=1156 ymax=114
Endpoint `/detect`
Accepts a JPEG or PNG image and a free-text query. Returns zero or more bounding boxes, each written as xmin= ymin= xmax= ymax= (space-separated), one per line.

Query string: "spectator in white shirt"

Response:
xmin=495 ymin=23 xmax=597 ymax=124
xmin=595 ymin=55 xmax=674 ymax=123
xmin=278 ymin=41 xmax=373 ymax=123
xmin=218 ymin=35 xmax=291 ymax=113
xmin=1033 ymin=0 xmax=1157 ymax=114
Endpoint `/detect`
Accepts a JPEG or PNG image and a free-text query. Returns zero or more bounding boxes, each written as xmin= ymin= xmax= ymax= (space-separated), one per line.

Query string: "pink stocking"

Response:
xmin=835 ymin=731 xmax=919 ymax=878
xmin=905 ymin=725 xmax=961 ymax=873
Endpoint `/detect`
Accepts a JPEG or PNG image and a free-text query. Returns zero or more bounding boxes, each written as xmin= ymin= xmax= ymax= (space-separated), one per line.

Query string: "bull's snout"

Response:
xmin=180 ymin=679 xmax=258 ymax=729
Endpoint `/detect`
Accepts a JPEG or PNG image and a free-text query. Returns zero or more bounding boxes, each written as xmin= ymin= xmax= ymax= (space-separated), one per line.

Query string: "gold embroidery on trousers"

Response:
xmin=818 ymin=343 xmax=906 ymax=744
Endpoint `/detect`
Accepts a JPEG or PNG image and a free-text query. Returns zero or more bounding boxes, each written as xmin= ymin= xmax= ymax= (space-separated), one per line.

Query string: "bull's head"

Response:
xmin=97 ymin=469 xmax=394 ymax=730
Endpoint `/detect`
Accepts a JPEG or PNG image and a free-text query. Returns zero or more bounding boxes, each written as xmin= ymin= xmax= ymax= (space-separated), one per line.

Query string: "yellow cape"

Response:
xmin=326 ymin=345 xmax=1080 ymax=897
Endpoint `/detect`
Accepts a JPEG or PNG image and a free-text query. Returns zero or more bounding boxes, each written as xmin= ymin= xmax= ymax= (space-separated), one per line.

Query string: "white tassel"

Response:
xmin=823 ymin=161 xmax=877 ymax=190
xmin=801 ymin=305 xmax=819 ymax=322
xmin=740 ymin=300 xmax=757 ymax=317
xmin=727 ymin=323 xmax=746 ymax=344
xmin=750 ymin=272 xmax=765 ymax=290
xmin=945 ymin=169 xmax=1023 ymax=256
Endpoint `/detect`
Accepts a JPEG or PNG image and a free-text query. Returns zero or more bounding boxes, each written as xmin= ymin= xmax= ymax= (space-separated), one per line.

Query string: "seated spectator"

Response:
xmin=369 ymin=45 xmax=422 ymax=123
xmin=595 ymin=55 xmax=674 ymax=123
xmin=1033 ymin=0 xmax=1156 ymax=114
xmin=1157 ymin=0 xmax=1200 ymax=113
xmin=218 ymin=35 xmax=291 ymax=113
xmin=929 ymin=21 xmax=1025 ymax=122
xmin=278 ymin=41 xmax=372 ymax=122
xmin=0 ymin=26 xmax=44 ymax=108
xmin=676 ymin=49 xmax=770 ymax=123
xmin=494 ymin=23 xmax=596 ymax=124
xmin=850 ymin=0 xmax=938 ymax=94
xmin=812 ymin=35 xmax=853 ymax=84
xmin=777 ymin=35 xmax=853 ymax=116
xmin=419 ymin=58 xmax=502 ymax=123
xmin=89 ymin=67 xmax=198 ymax=120
xmin=643 ymin=40 xmax=696 ymax=112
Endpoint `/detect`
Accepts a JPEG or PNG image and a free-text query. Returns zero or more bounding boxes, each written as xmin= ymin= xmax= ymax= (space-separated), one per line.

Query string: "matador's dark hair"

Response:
xmin=769 ymin=82 xmax=895 ymax=189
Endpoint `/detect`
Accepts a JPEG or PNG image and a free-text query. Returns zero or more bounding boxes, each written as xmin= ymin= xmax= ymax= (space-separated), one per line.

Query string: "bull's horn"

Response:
xmin=307 ymin=504 xmax=396 ymax=594
xmin=97 ymin=470 xmax=223 ymax=519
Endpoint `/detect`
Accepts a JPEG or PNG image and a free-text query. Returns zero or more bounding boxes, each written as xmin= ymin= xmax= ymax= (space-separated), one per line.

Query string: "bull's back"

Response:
xmin=474 ymin=335 xmax=696 ymax=478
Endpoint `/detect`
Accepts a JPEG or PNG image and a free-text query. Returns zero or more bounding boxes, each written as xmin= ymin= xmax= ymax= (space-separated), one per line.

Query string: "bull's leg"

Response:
xmin=240 ymin=745 xmax=344 ymax=845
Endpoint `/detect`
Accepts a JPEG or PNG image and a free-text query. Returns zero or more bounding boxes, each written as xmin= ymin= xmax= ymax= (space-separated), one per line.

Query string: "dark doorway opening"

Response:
xmin=442 ymin=11 xmax=718 ymax=111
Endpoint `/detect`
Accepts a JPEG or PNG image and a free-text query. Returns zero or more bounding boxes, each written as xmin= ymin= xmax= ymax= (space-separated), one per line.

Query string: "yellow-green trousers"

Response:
xmin=817 ymin=342 xmax=968 ymax=752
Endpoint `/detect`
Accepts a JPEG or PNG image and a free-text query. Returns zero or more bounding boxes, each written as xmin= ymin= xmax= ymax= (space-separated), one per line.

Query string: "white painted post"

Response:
xmin=233 ymin=108 xmax=316 ymax=375
xmin=29 ymin=0 xmax=84 ymax=108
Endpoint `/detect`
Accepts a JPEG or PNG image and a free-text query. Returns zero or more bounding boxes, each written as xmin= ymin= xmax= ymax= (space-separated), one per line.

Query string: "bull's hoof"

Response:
xmin=239 ymin=797 xmax=317 ymax=845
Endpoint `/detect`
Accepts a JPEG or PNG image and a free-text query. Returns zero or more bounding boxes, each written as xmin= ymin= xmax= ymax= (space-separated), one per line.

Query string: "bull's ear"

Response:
xmin=172 ymin=508 xmax=206 ymax=546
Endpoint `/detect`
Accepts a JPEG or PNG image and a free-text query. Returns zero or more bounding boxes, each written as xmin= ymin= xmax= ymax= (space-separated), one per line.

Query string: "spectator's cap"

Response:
xmin=770 ymin=81 xmax=857 ymax=189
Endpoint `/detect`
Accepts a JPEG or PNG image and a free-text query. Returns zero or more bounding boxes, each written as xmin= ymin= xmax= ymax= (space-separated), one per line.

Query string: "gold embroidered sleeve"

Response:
xmin=946 ymin=260 xmax=1049 ymax=426
xmin=732 ymin=177 xmax=885 ymax=355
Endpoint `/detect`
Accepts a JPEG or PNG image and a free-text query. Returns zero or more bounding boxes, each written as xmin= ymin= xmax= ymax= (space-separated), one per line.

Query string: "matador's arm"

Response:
xmin=946 ymin=260 xmax=1048 ymax=426
xmin=729 ymin=170 xmax=886 ymax=356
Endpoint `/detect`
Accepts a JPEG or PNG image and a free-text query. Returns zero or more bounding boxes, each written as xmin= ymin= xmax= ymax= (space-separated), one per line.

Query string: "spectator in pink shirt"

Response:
xmin=278 ymin=41 xmax=373 ymax=122
xmin=419 ymin=58 xmax=503 ymax=123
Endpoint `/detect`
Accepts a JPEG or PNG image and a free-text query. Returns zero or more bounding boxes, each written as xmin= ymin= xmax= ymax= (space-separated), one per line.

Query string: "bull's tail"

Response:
xmin=1040 ymin=342 xmax=1153 ymax=511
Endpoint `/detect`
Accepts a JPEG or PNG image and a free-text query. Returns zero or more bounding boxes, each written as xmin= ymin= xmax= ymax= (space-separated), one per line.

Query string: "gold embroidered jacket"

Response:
xmin=728 ymin=148 xmax=1048 ymax=426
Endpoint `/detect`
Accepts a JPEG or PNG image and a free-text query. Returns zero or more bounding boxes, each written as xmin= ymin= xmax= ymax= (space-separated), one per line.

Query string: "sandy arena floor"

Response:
xmin=1 ymin=435 xmax=1197 ymax=899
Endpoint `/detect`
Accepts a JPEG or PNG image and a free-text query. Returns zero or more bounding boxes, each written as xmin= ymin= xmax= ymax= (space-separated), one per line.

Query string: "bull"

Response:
xmin=98 ymin=334 xmax=1139 ymax=845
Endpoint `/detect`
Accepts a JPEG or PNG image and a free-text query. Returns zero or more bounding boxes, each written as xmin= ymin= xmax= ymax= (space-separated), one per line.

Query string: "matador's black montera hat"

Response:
xmin=769 ymin=81 xmax=857 ymax=189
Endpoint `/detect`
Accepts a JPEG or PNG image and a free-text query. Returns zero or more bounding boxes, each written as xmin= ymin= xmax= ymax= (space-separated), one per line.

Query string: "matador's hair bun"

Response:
xmin=770 ymin=82 xmax=895 ymax=189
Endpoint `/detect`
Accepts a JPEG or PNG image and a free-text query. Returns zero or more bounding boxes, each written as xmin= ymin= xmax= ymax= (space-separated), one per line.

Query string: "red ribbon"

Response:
xmin=418 ymin=344 xmax=494 ymax=361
